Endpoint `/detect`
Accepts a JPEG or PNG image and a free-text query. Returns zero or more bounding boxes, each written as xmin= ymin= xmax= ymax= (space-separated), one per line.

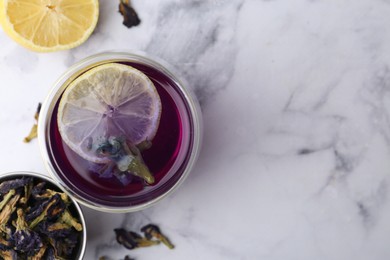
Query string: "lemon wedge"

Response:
xmin=0 ymin=0 xmax=99 ymax=52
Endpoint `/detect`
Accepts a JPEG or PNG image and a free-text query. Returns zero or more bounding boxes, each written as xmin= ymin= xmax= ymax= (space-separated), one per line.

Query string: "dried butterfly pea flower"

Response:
xmin=0 ymin=177 xmax=83 ymax=259
xmin=24 ymin=124 xmax=38 ymax=143
xmin=12 ymin=209 xmax=43 ymax=256
xmin=0 ymin=248 xmax=17 ymax=260
xmin=59 ymin=210 xmax=83 ymax=232
xmin=47 ymin=230 xmax=79 ymax=259
xmin=47 ymin=223 xmax=72 ymax=236
xmin=135 ymin=234 xmax=161 ymax=248
xmin=33 ymin=187 xmax=69 ymax=204
xmin=115 ymin=228 xmax=137 ymax=250
xmin=62 ymin=232 xmax=79 ymax=255
xmin=0 ymin=194 xmax=20 ymax=233
xmin=29 ymin=194 xmax=61 ymax=229
xmin=25 ymin=198 xmax=51 ymax=223
xmin=0 ymin=177 xmax=32 ymax=194
xmin=28 ymin=244 xmax=47 ymax=260
xmin=0 ymin=236 xmax=11 ymax=250
xmin=13 ymin=226 xmax=43 ymax=256
xmin=26 ymin=195 xmax=67 ymax=227
xmin=94 ymin=137 xmax=155 ymax=185
xmin=113 ymin=171 xmax=134 ymax=186
xmin=47 ymin=197 xmax=67 ymax=221
xmin=115 ymin=228 xmax=159 ymax=250
xmin=20 ymin=182 xmax=33 ymax=205
xmin=44 ymin=246 xmax=56 ymax=260
xmin=31 ymin=182 xmax=46 ymax=198
xmin=119 ymin=0 xmax=141 ymax=28
xmin=23 ymin=124 xmax=38 ymax=143
xmin=141 ymin=224 xmax=174 ymax=249
xmin=124 ymin=142 xmax=154 ymax=185
xmin=48 ymin=236 xmax=76 ymax=258
xmin=24 ymin=103 xmax=41 ymax=143
xmin=38 ymin=221 xmax=73 ymax=240
xmin=136 ymin=140 xmax=152 ymax=152
xmin=114 ymin=224 xmax=175 ymax=256
xmin=2 ymin=224 xmax=13 ymax=241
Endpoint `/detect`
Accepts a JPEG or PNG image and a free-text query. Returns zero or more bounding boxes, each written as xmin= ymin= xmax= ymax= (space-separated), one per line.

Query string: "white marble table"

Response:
xmin=1 ymin=0 xmax=390 ymax=259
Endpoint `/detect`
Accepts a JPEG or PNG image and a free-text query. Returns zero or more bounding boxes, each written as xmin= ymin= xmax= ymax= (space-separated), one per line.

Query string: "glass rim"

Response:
xmin=0 ymin=171 xmax=87 ymax=259
xmin=38 ymin=51 xmax=203 ymax=213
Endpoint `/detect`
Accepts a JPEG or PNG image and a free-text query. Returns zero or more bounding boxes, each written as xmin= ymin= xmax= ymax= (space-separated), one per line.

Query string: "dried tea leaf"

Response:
xmin=119 ymin=0 xmax=141 ymax=28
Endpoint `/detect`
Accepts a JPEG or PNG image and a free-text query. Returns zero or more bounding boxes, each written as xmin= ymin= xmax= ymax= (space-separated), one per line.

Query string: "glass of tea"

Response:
xmin=38 ymin=52 xmax=202 ymax=212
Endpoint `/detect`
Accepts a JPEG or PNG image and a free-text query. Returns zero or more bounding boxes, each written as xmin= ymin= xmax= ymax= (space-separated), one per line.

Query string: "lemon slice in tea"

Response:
xmin=58 ymin=63 xmax=162 ymax=164
xmin=0 ymin=0 xmax=99 ymax=52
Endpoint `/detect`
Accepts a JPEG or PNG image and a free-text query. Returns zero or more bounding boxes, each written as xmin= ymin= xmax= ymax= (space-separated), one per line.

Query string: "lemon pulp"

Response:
xmin=0 ymin=0 xmax=99 ymax=52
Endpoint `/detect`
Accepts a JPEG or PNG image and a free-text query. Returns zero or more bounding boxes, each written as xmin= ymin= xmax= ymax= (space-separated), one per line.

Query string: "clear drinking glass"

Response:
xmin=38 ymin=51 xmax=203 ymax=213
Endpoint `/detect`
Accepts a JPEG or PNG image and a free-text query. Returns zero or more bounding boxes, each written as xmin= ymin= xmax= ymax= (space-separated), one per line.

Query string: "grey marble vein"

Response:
xmin=146 ymin=0 xmax=244 ymax=105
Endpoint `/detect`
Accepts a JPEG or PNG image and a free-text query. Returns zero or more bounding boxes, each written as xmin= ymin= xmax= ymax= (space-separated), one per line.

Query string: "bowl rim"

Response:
xmin=0 ymin=171 xmax=87 ymax=260
xmin=38 ymin=51 xmax=203 ymax=213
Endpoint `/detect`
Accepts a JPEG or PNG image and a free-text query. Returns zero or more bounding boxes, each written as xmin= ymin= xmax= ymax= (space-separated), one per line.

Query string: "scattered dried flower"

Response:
xmin=141 ymin=224 xmax=174 ymax=249
xmin=24 ymin=103 xmax=41 ymax=143
xmin=114 ymin=224 xmax=174 ymax=257
xmin=119 ymin=0 xmax=141 ymax=28
xmin=115 ymin=228 xmax=159 ymax=250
